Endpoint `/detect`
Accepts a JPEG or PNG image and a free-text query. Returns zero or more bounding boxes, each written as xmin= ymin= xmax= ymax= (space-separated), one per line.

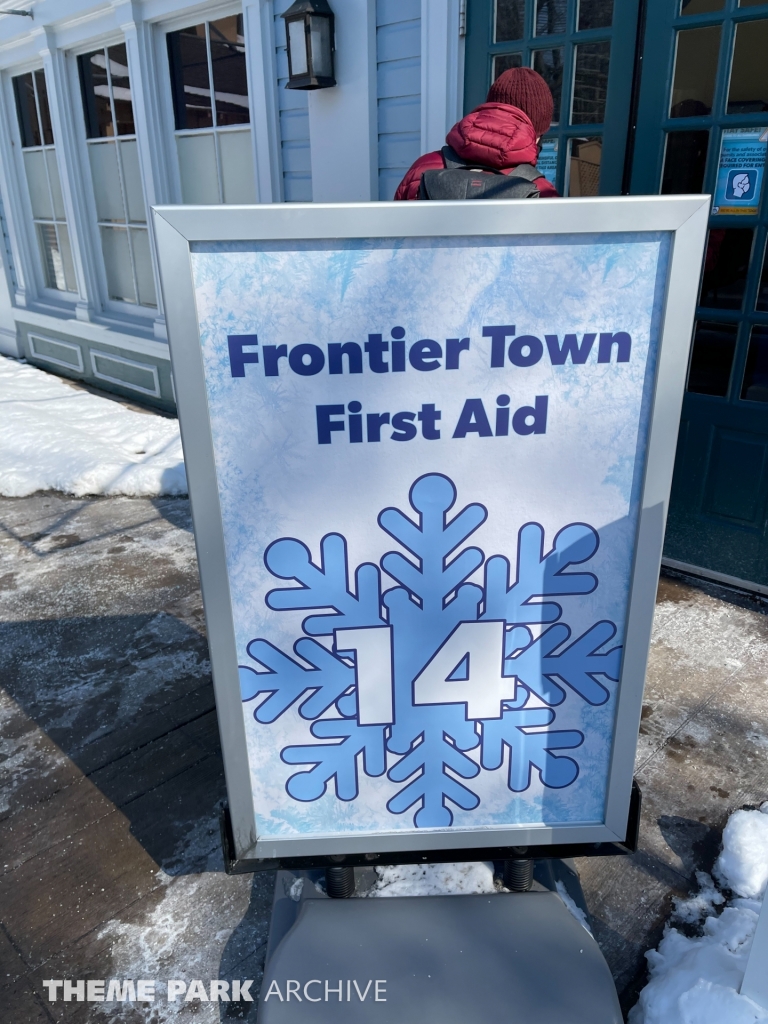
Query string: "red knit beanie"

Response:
xmin=486 ymin=67 xmax=554 ymax=136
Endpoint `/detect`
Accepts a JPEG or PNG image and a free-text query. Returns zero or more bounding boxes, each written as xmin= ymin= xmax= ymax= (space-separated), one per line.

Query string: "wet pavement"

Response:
xmin=1 ymin=493 xmax=767 ymax=1022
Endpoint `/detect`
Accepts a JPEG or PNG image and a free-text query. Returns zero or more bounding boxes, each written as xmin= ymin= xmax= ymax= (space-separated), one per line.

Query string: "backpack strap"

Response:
xmin=441 ymin=146 xmax=542 ymax=181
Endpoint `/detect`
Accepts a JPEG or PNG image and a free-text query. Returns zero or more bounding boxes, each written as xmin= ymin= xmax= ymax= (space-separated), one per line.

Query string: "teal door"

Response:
xmin=630 ymin=0 xmax=768 ymax=587
xmin=464 ymin=0 xmax=641 ymax=195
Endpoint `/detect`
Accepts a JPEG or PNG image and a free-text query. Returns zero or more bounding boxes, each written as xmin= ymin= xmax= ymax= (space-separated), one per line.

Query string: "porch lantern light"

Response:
xmin=282 ymin=0 xmax=336 ymax=90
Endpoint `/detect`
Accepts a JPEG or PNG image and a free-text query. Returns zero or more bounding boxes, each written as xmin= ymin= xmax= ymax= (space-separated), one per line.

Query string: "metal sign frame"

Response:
xmin=153 ymin=195 xmax=708 ymax=865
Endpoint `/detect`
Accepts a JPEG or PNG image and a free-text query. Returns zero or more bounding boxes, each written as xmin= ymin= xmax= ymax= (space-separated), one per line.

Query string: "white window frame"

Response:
xmin=1 ymin=61 xmax=79 ymax=312
xmin=67 ymin=32 xmax=158 ymax=324
xmin=154 ymin=2 xmax=256 ymax=206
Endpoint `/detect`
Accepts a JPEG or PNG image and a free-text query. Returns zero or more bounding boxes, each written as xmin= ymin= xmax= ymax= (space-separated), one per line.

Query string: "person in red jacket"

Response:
xmin=394 ymin=66 xmax=558 ymax=201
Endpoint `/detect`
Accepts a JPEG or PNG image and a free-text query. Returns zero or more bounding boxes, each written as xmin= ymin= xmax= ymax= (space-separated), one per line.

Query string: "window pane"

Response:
xmin=210 ymin=15 xmax=250 ymax=126
xmin=34 ymin=70 xmax=54 ymax=146
xmin=681 ymin=0 xmax=724 ymax=13
xmin=494 ymin=53 xmax=524 ymax=81
xmin=176 ymin=133 xmax=219 ymax=203
xmin=536 ymin=0 xmax=567 ymax=35
xmin=37 ymin=223 xmax=68 ymax=291
xmin=287 ymin=20 xmax=309 ymax=76
xmin=107 ymin=44 xmax=135 ymax=136
xmin=740 ymin=0 xmax=768 ymax=6
xmin=88 ymin=142 xmax=125 ymax=223
xmin=131 ymin=228 xmax=157 ymax=308
xmin=758 ymin=238 xmax=768 ymax=312
xmin=568 ymin=137 xmax=602 ymax=195
xmin=699 ymin=229 xmax=754 ymax=310
xmin=727 ymin=19 xmax=768 ymax=115
xmin=45 ymin=150 xmax=65 ymax=220
xmin=57 ymin=224 xmax=77 ymax=293
xmin=578 ymin=0 xmax=613 ymax=30
xmin=78 ymin=50 xmax=113 ymax=139
xmin=496 ymin=0 xmax=525 ymax=41
xmin=670 ymin=27 xmax=721 ymax=117
xmin=532 ymin=49 xmax=563 ymax=124
xmin=741 ymin=326 xmax=768 ymax=401
xmin=119 ymin=140 xmax=146 ymax=223
xmin=572 ymin=42 xmax=610 ymax=124
xmin=167 ymin=24 xmax=213 ymax=131
xmin=23 ymin=150 xmax=52 ymax=219
xmin=687 ymin=321 xmax=737 ymax=396
xmin=661 ymin=131 xmax=709 ymax=193
xmin=100 ymin=226 xmax=136 ymax=303
xmin=220 ymin=130 xmax=256 ymax=203
xmin=13 ymin=73 xmax=41 ymax=148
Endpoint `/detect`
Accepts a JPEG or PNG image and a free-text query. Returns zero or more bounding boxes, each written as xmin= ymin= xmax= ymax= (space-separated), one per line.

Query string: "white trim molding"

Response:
xmin=307 ymin=0 xmax=377 ymax=202
xmin=420 ymin=0 xmax=463 ymax=154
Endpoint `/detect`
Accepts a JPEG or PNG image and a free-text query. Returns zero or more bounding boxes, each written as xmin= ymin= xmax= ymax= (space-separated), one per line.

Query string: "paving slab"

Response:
xmin=1 ymin=494 xmax=767 ymax=1022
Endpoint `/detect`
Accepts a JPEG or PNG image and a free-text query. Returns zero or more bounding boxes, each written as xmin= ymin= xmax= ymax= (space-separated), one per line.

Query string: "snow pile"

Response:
xmin=631 ymin=804 xmax=768 ymax=1024
xmin=0 ymin=356 xmax=186 ymax=497
xmin=367 ymin=861 xmax=497 ymax=897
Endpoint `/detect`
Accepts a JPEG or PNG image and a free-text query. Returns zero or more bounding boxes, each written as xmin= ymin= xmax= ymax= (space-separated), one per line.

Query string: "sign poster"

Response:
xmin=189 ymin=231 xmax=670 ymax=844
xmin=537 ymin=139 xmax=558 ymax=186
xmin=712 ymin=127 xmax=768 ymax=215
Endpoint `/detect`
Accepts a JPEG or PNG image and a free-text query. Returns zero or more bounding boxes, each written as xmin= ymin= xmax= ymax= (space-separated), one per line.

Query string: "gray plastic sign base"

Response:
xmin=259 ymin=870 xmax=622 ymax=1023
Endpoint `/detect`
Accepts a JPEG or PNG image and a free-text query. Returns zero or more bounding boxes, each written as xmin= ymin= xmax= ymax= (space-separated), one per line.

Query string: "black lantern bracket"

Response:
xmin=282 ymin=0 xmax=336 ymax=90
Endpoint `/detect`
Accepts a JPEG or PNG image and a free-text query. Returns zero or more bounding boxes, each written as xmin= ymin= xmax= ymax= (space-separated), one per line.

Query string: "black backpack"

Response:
xmin=418 ymin=145 xmax=542 ymax=201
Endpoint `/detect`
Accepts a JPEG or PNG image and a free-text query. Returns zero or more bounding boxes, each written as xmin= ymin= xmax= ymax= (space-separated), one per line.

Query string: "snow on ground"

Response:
xmin=367 ymin=861 xmax=498 ymax=897
xmin=0 ymin=356 xmax=186 ymax=497
xmin=630 ymin=803 xmax=768 ymax=1024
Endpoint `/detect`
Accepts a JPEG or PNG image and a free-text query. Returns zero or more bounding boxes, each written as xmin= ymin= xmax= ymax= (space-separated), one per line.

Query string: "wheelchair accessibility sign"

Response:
xmin=713 ymin=128 xmax=768 ymax=215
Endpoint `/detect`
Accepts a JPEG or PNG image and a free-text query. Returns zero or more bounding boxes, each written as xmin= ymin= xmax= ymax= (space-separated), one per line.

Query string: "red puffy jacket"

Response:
xmin=394 ymin=102 xmax=558 ymax=201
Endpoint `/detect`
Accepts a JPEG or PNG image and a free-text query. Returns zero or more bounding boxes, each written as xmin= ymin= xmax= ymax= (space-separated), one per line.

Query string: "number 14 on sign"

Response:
xmin=334 ymin=621 xmax=516 ymax=725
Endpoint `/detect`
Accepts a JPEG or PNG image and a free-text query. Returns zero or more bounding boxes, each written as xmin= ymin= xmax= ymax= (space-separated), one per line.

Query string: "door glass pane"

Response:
xmin=568 ymin=137 xmax=602 ymax=194
xmin=100 ymin=226 xmax=136 ymax=303
xmin=131 ymin=228 xmax=157 ymax=308
xmin=88 ymin=143 xmax=125 ymax=222
xmin=176 ymin=133 xmax=220 ymax=203
xmin=699 ymin=229 xmax=754 ymax=310
xmin=578 ymin=0 xmax=613 ymax=30
xmin=661 ymin=131 xmax=709 ymax=193
xmin=57 ymin=224 xmax=77 ymax=293
xmin=37 ymin=223 xmax=66 ymax=291
xmin=219 ymin=130 xmax=256 ymax=204
xmin=572 ymin=42 xmax=610 ymax=124
xmin=23 ymin=150 xmax=52 ymax=219
xmin=119 ymin=140 xmax=146 ymax=223
xmin=210 ymin=15 xmax=250 ymax=126
xmin=45 ymin=150 xmax=65 ymax=220
xmin=107 ymin=44 xmax=135 ymax=136
xmin=532 ymin=49 xmax=564 ymax=123
xmin=496 ymin=0 xmax=525 ymax=41
xmin=727 ymin=19 xmax=768 ymax=115
xmin=494 ymin=53 xmax=524 ymax=80
xmin=536 ymin=0 xmax=567 ymax=35
xmin=687 ymin=322 xmax=737 ymax=396
xmin=741 ymin=326 xmax=768 ymax=401
xmin=758 ymin=239 xmax=768 ymax=312
xmin=167 ymin=24 xmax=213 ymax=131
xmin=681 ymin=0 xmax=724 ymax=13
xmin=34 ymin=70 xmax=53 ymax=146
xmin=670 ymin=27 xmax=721 ymax=117
xmin=14 ymin=73 xmax=40 ymax=148
xmin=78 ymin=50 xmax=113 ymax=139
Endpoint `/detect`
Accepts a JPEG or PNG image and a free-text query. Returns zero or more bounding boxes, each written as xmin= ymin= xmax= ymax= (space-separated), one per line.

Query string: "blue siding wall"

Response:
xmin=274 ymin=0 xmax=312 ymax=202
xmin=376 ymin=0 xmax=421 ymax=200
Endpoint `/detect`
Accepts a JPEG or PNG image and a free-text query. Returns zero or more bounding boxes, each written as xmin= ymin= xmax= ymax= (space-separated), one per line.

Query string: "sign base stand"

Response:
xmin=257 ymin=863 xmax=623 ymax=1022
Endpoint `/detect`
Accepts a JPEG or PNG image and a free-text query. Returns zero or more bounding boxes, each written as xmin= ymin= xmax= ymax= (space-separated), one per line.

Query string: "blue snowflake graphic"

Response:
xmin=239 ymin=473 xmax=622 ymax=827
